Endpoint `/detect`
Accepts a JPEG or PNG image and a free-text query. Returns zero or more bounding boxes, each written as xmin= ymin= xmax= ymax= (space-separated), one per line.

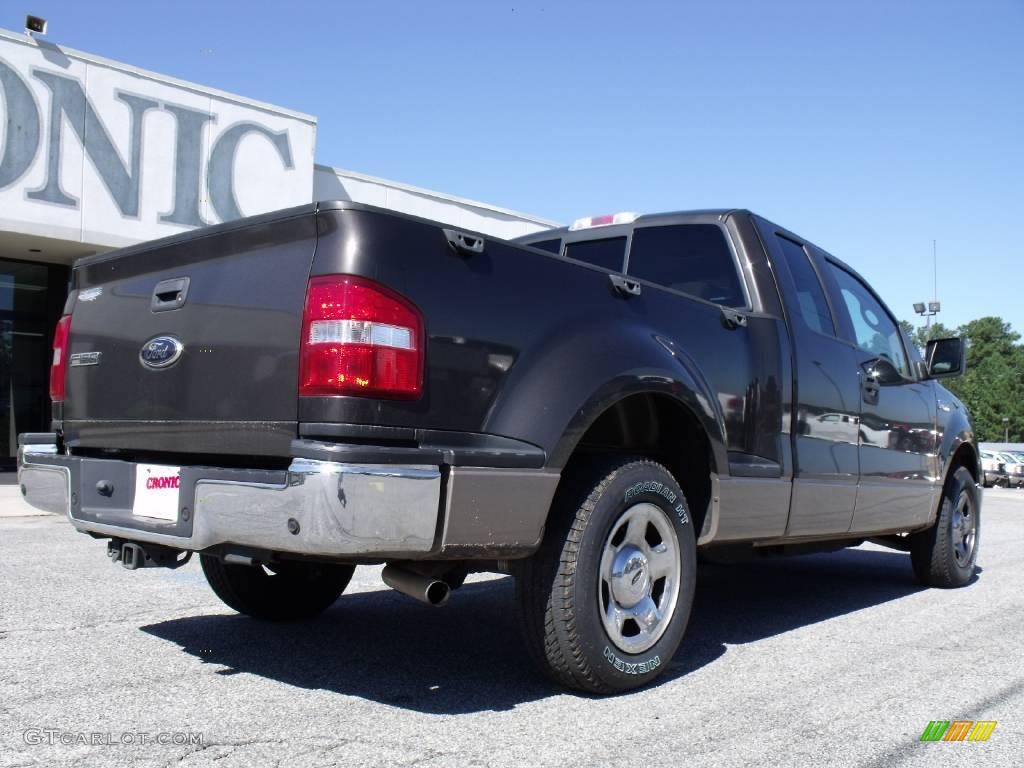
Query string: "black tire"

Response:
xmin=514 ymin=457 xmax=697 ymax=694
xmin=910 ymin=467 xmax=980 ymax=588
xmin=200 ymin=555 xmax=354 ymax=620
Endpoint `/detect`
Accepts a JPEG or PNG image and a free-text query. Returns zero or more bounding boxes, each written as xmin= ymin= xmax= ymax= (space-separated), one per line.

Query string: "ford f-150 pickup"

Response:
xmin=18 ymin=202 xmax=979 ymax=693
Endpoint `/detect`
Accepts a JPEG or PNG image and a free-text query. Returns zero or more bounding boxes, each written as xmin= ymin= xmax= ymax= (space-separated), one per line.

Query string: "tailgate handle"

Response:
xmin=443 ymin=229 xmax=485 ymax=257
xmin=151 ymin=277 xmax=190 ymax=312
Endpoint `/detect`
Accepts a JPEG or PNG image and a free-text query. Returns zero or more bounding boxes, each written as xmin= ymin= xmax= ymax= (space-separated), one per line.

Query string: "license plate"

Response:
xmin=132 ymin=464 xmax=182 ymax=522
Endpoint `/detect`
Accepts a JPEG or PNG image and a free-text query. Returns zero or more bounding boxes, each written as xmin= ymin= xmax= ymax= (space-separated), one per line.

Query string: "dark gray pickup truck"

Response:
xmin=18 ymin=202 xmax=979 ymax=693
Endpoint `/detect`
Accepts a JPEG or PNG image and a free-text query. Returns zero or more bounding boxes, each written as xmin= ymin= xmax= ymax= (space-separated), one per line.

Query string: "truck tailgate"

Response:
xmin=63 ymin=207 xmax=318 ymax=457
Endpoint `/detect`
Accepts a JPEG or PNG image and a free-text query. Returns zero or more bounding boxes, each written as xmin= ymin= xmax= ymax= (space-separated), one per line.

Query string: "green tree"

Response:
xmin=900 ymin=319 xmax=956 ymax=353
xmin=944 ymin=317 xmax=1024 ymax=442
xmin=900 ymin=315 xmax=1023 ymax=441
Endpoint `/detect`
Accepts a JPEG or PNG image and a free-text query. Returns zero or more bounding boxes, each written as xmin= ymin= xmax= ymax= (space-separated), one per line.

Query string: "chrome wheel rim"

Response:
xmin=951 ymin=491 xmax=976 ymax=567
xmin=598 ymin=502 xmax=681 ymax=654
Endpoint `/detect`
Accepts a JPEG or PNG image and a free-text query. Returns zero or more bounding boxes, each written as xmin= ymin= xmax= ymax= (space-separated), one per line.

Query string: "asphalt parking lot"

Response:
xmin=1 ymin=478 xmax=1021 ymax=768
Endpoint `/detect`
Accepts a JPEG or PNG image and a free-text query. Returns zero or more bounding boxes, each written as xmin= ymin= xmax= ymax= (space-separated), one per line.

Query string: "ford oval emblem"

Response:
xmin=139 ymin=335 xmax=184 ymax=369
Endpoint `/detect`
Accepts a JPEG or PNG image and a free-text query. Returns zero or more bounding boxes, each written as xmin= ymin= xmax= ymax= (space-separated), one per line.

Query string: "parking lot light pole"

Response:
xmin=1004 ymin=418 xmax=1010 ymax=443
xmin=913 ymin=301 xmax=941 ymax=337
xmin=914 ymin=242 xmax=941 ymax=338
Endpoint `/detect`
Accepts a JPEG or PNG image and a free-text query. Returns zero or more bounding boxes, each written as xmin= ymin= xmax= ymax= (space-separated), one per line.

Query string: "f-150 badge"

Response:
xmin=69 ymin=352 xmax=102 ymax=367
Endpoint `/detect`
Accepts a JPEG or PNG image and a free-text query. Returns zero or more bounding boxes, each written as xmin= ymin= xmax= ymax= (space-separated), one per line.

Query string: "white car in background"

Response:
xmin=996 ymin=452 xmax=1024 ymax=488
xmin=980 ymin=450 xmax=1010 ymax=488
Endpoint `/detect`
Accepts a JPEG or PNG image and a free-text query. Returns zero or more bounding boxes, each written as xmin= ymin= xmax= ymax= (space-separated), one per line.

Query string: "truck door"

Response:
xmin=767 ymin=233 xmax=861 ymax=536
xmin=822 ymin=261 xmax=938 ymax=533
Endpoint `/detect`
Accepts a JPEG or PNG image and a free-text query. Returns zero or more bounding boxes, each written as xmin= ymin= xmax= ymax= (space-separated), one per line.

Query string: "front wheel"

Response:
xmin=200 ymin=555 xmax=354 ymax=620
xmin=910 ymin=466 xmax=979 ymax=588
xmin=515 ymin=458 xmax=696 ymax=693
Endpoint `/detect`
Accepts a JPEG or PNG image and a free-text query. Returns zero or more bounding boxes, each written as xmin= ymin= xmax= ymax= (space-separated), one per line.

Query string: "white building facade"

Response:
xmin=0 ymin=28 xmax=555 ymax=465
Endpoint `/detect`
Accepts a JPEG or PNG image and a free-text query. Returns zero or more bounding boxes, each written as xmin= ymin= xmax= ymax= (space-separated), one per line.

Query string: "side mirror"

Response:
xmin=925 ymin=337 xmax=966 ymax=379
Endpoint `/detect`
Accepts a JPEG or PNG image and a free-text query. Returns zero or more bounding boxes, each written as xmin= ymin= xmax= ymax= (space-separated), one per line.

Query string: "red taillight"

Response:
xmin=299 ymin=276 xmax=423 ymax=399
xmin=49 ymin=314 xmax=72 ymax=401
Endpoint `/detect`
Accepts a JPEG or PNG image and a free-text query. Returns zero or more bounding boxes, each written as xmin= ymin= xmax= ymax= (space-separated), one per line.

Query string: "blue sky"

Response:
xmin=13 ymin=0 xmax=1023 ymax=332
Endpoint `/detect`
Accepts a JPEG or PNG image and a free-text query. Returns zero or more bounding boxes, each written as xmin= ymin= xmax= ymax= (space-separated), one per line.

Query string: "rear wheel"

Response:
xmin=514 ymin=458 xmax=696 ymax=693
xmin=200 ymin=555 xmax=354 ymax=620
xmin=910 ymin=467 xmax=979 ymax=588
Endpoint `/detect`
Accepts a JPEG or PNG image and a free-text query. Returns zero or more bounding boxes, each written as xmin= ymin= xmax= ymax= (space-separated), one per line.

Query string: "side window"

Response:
xmin=527 ymin=239 xmax=561 ymax=254
xmin=827 ymin=263 xmax=910 ymax=377
xmin=626 ymin=224 xmax=745 ymax=307
xmin=565 ymin=237 xmax=627 ymax=271
xmin=775 ymin=236 xmax=835 ymax=335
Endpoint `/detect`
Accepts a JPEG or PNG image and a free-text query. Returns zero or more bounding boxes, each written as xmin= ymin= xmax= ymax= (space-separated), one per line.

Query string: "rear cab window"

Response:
xmin=564 ymin=237 xmax=628 ymax=272
xmin=625 ymin=224 xmax=745 ymax=307
xmin=527 ymin=239 xmax=561 ymax=255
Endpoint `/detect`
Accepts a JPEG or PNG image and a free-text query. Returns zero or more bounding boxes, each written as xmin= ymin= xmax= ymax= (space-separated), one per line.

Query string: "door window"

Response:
xmin=827 ymin=263 xmax=910 ymax=377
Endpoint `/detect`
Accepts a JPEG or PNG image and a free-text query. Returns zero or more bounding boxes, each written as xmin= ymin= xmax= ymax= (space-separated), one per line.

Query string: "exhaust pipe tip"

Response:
xmin=382 ymin=564 xmax=451 ymax=607
xmin=423 ymin=579 xmax=451 ymax=607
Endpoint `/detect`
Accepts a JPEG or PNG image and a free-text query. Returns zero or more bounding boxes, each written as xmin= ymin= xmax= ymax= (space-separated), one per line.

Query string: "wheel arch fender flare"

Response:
xmin=548 ymin=330 xmax=728 ymax=472
xmin=548 ymin=374 xmax=727 ymax=473
xmin=483 ymin=323 xmax=729 ymax=472
xmin=938 ymin=408 xmax=981 ymax=486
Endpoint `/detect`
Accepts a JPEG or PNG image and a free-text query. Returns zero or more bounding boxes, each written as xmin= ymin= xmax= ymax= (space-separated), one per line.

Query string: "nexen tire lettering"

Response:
xmin=603 ymin=646 xmax=661 ymax=675
xmin=146 ymin=476 xmax=180 ymax=490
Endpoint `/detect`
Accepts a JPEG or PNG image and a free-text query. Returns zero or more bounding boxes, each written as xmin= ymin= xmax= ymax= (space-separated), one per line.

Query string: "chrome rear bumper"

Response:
xmin=17 ymin=442 xmax=70 ymax=515
xmin=192 ymin=461 xmax=440 ymax=555
xmin=17 ymin=439 xmax=440 ymax=558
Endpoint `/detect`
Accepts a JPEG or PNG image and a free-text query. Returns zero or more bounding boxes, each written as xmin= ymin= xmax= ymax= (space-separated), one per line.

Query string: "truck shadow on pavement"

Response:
xmin=141 ymin=547 xmax=947 ymax=713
